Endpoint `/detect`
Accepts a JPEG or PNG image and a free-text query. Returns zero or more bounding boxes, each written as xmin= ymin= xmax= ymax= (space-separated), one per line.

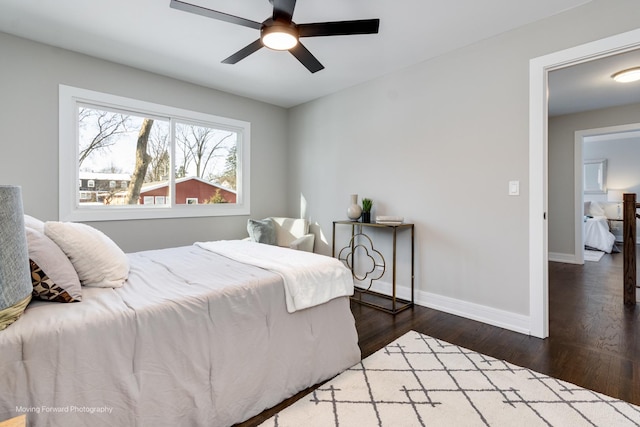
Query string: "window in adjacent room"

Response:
xmin=59 ymin=85 xmax=250 ymax=221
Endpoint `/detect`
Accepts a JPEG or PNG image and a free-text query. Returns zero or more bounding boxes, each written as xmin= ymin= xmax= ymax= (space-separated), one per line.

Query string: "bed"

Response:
xmin=0 ymin=240 xmax=360 ymax=426
xmin=584 ymin=215 xmax=616 ymax=253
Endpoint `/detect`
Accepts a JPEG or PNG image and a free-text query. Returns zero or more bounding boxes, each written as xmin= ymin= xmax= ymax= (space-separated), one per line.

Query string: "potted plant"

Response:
xmin=361 ymin=198 xmax=373 ymax=223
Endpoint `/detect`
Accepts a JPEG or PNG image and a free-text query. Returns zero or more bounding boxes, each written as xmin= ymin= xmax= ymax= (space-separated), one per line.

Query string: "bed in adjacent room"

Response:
xmin=583 ymin=201 xmax=617 ymax=254
xmin=584 ymin=215 xmax=616 ymax=254
xmin=0 ymin=229 xmax=360 ymax=426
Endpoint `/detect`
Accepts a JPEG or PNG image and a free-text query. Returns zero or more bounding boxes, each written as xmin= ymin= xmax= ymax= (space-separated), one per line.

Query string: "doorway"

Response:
xmin=529 ymin=28 xmax=640 ymax=339
xmin=574 ymin=124 xmax=640 ymax=263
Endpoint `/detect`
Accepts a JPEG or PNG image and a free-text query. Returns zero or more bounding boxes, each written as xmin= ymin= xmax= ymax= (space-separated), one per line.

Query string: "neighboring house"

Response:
xmin=110 ymin=176 xmax=236 ymax=205
xmin=78 ymin=172 xmax=131 ymax=204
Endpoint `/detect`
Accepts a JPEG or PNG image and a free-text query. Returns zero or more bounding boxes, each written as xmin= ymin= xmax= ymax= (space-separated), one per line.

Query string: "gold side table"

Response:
xmin=332 ymin=220 xmax=414 ymax=314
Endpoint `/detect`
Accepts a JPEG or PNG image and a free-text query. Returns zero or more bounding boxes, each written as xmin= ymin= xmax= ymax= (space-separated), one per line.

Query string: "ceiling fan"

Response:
xmin=169 ymin=0 xmax=380 ymax=73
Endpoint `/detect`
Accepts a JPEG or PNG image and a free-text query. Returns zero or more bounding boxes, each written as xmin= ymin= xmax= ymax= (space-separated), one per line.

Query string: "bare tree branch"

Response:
xmin=146 ymin=126 xmax=170 ymax=182
xmin=175 ymin=124 xmax=234 ymax=180
xmin=78 ymin=108 xmax=130 ymax=167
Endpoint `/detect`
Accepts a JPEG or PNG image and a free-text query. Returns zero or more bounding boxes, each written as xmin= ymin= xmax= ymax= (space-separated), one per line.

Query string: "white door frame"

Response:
xmin=574 ymin=123 xmax=640 ymax=264
xmin=529 ymin=28 xmax=640 ymax=339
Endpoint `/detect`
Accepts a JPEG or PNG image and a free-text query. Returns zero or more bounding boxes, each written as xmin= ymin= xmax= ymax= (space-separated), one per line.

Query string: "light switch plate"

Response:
xmin=509 ymin=180 xmax=520 ymax=196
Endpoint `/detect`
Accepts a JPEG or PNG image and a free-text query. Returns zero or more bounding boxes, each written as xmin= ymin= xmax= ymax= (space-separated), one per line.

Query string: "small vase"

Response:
xmin=361 ymin=211 xmax=371 ymax=223
xmin=347 ymin=194 xmax=362 ymax=221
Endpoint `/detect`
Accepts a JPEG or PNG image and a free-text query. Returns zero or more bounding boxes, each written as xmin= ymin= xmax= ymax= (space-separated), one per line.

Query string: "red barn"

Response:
xmin=137 ymin=176 xmax=236 ymax=205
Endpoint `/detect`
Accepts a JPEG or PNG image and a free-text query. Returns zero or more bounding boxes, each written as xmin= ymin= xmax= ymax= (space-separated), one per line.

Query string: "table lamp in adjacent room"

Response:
xmin=607 ymin=189 xmax=624 ymax=220
xmin=0 ymin=185 xmax=32 ymax=330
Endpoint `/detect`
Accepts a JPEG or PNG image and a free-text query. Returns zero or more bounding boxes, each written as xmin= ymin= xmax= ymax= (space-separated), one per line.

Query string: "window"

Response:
xmin=59 ymin=85 xmax=250 ymax=221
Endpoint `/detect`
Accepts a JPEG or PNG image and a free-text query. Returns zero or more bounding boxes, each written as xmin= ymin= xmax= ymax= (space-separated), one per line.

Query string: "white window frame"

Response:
xmin=59 ymin=85 xmax=250 ymax=221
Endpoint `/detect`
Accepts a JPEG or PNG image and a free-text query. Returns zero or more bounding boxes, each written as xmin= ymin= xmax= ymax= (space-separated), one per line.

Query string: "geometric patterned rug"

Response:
xmin=260 ymin=331 xmax=640 ymax=426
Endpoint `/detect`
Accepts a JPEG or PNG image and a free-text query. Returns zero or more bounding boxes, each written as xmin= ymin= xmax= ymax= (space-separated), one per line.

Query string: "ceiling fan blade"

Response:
xmin=298 ymin=19 xmax=380 ymax=37
xmin=272 ymin=0 xmax=297 ymax=23
xmin=289 ymin=43 xmax=324 ymax=73
xmin=170 ymin=0 xmax=262 ymax=30
xmin=222 ymin=39 xmax=264 ymax=64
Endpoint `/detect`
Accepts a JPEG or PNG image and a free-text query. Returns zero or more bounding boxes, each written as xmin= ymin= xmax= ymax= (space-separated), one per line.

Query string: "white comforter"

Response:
xmin=584 ymin=215 xmax=616 ymax=253
xmin=196 ymin=240 xmax=354 ymax=312
xmin=0 ymin=244 xmax=360 ymax=426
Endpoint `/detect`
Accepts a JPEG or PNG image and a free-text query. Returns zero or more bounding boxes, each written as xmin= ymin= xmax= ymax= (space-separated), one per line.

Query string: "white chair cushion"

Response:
xmin=271 ymin=217 xmax=309 ymax=248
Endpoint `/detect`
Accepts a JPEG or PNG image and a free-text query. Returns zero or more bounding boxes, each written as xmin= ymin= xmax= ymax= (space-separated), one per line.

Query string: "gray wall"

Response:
xmin=584 ymin=134 xmax=640 ymax=202
xmin=0 ymin=32 xmax=289 ymax=252
xmin=548 ymin=103 xmax=640 ymax=256
xmin=288 ymin=0 xmax=640 ymax=328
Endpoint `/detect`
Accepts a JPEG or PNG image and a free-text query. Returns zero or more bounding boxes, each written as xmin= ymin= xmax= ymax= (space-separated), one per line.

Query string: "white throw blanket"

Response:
xmin=195 ymin=240 xmax=354 ymax=312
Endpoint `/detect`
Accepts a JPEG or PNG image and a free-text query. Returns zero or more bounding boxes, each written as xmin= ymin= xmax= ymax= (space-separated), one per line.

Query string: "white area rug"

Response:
xmin=584 ymin=250 xmax=605 ymax=262
xmin=261 ymin=331 xmax=640 ymax=426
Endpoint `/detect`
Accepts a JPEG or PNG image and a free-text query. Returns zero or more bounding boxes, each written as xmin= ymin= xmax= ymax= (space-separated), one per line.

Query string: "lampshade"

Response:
xmin=261 ymin=25 xmax=298 ymax=51
xmin=607 ymin=189 xmax=624 ymax=202
xmin=0 ymin=185 xmax=32 ymax=330
xmin=611 ymin=67 xmax=640 ymax=83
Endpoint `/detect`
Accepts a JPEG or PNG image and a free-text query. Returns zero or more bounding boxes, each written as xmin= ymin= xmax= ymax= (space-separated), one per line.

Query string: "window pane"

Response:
xmin=174 ymin=122 xmax=238 ymax=205
xmin=77 ymin=106 xmax=170 ymax=207
xmin=60 ymin=85 xmax=251 ymax=221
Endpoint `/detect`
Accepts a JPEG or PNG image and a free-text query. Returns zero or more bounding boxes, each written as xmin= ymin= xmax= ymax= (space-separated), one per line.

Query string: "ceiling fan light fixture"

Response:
xmin=611 ymin=67 xmax=640 ymax=83
xmin=261 ymin=25 xmax=298 ymax=51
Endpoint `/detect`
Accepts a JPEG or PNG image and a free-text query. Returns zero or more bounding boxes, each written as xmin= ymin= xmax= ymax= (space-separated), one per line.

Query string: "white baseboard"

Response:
xmin=363 ymin=281 xmax=531 ymax=336
xmin=548 ymin=252 xmax=581 ymax=264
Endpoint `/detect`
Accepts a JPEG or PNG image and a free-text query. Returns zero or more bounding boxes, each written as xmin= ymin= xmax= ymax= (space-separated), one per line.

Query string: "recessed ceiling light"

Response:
xmin=611 ymin=67 xmax=640 ymax=83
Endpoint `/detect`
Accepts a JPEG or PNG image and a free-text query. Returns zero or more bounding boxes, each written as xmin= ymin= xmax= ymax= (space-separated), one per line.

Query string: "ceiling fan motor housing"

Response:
xmin=261 ymin=20 xmax=299 ymax=50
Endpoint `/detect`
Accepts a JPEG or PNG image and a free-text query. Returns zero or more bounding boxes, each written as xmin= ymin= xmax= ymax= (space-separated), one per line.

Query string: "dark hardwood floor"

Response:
xmin=238 ymin=251 xmax=640 ymax=426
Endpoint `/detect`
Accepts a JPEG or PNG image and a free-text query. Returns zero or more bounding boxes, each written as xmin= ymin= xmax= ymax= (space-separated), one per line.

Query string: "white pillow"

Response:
xmin=589 ymin=201 xmax=606 ymax=217
xmin=44 ymin=221 xmax=129 ymax=288
xmin=24 ymin=214 xmax=45 ymax=233
xmin=26 ymin=227 xmax=82 ymax=302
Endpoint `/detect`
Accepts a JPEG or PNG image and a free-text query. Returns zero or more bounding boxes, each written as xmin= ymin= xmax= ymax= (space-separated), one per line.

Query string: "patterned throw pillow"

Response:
xmin=26 ymin=227 xmax=82 ymax=302
xmin=30 ymin=260 xmax=78 ymax=303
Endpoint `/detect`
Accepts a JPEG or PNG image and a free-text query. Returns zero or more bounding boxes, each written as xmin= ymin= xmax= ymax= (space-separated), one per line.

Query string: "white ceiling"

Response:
xmin=549 ymin=48 xmax=640 ymax=117
xmin=0 ymin=0 xmax=594 ymax=108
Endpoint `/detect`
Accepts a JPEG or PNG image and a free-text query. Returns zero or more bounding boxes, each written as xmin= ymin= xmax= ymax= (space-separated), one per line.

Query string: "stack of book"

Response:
xmin=375 ymin=216 xmax=404 ymax=225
